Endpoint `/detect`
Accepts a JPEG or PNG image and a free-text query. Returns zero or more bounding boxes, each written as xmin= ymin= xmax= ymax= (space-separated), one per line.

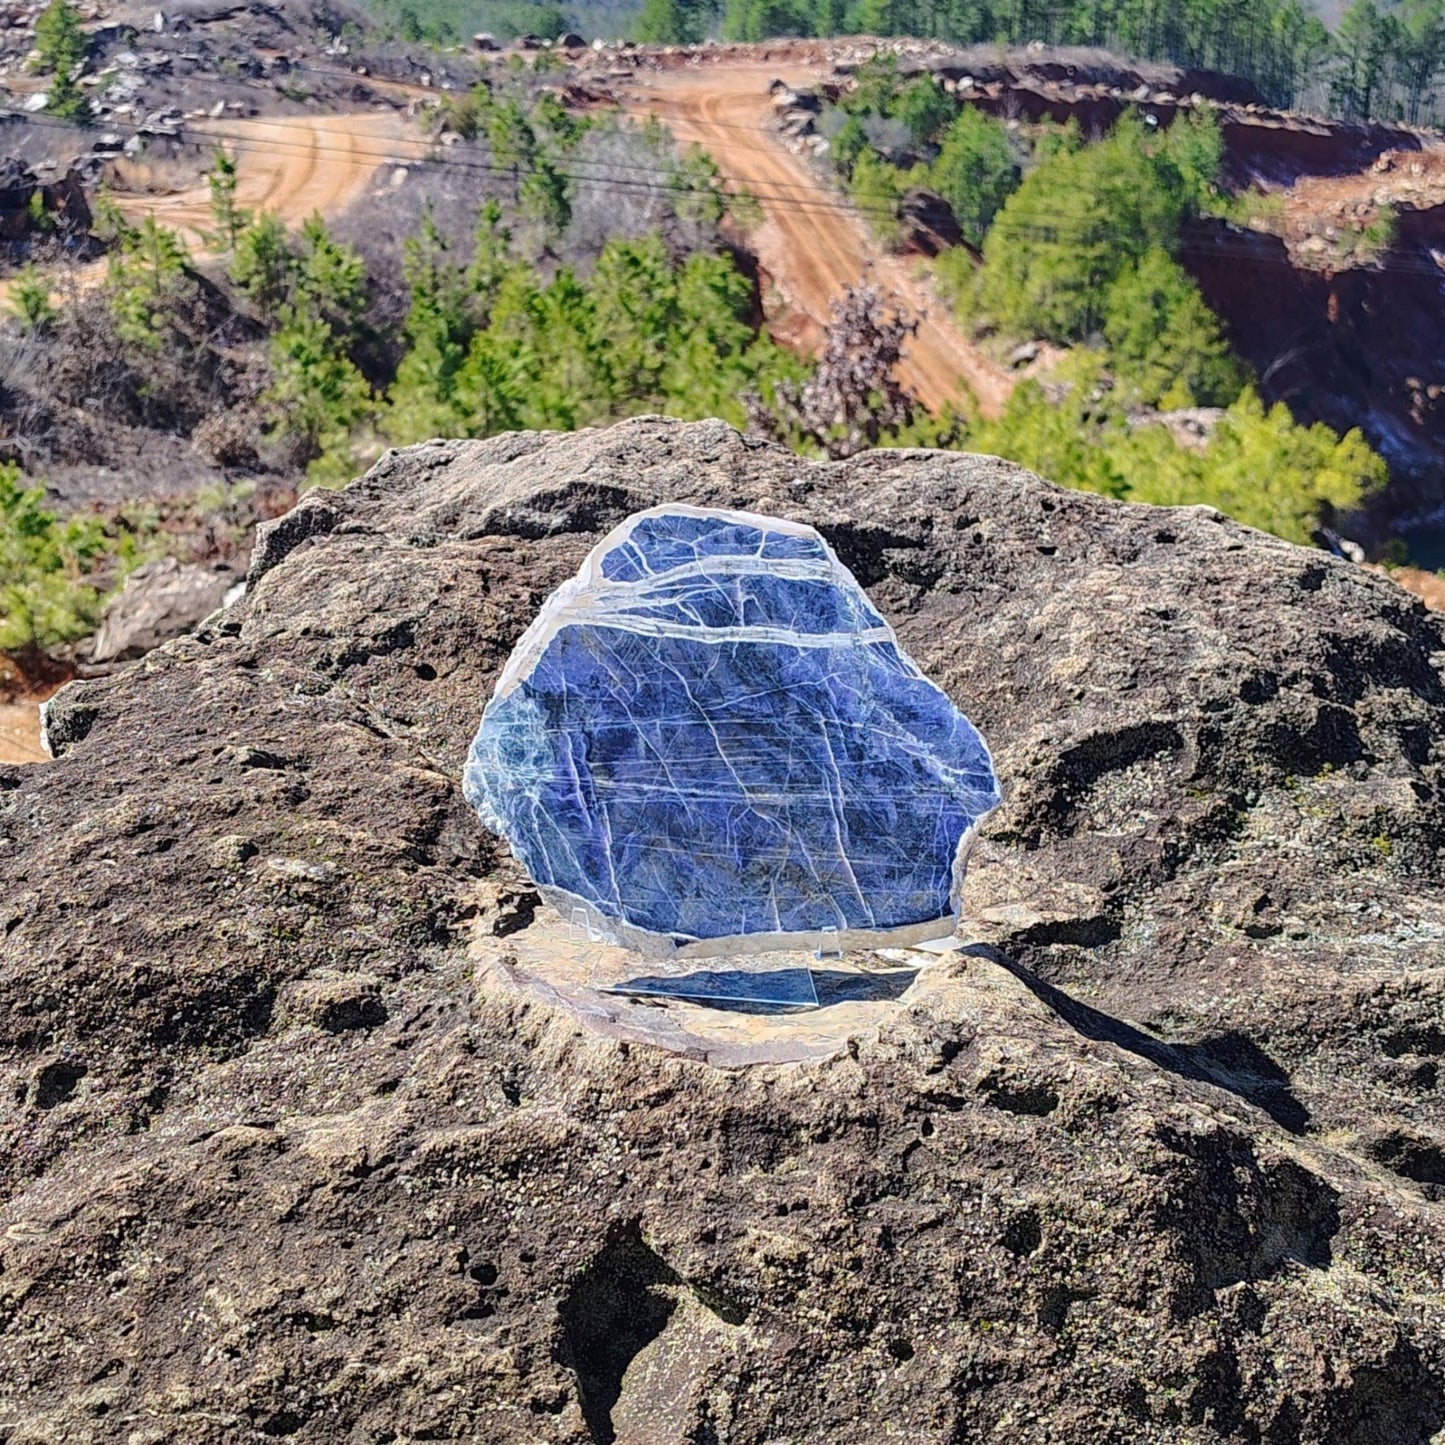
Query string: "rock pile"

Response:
xmin=0 ymin=0 xmax=479 ymax=144
xmin=3 ymin=418 xmax=1445 ymax=1441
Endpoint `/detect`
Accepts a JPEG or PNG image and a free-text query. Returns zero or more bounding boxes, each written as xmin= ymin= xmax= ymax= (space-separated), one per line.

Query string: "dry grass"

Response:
xmin=1371 ymin=564 xmax=1445 ymax=613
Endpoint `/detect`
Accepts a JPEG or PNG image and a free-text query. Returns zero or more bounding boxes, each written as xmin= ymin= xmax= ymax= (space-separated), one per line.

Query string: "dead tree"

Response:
xmin=746 ymin=278 xmax=920 ymax=459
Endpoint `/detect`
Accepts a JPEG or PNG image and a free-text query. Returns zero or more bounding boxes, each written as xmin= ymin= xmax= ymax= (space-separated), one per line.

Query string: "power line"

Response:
xmin=11 ymin=89 xmax=925 ymax=211
xmin=4 ymin=105 xmax=920 ymax=218
xmin=0 ymin=67 xmax=1299 ymax=213
xmin=8 ymin=105 xmax=1445 ymax=278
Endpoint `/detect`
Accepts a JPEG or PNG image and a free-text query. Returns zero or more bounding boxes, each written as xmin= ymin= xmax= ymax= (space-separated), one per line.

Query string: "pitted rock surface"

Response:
xmin=3 ymin=417 xmax=1445 ymax=1443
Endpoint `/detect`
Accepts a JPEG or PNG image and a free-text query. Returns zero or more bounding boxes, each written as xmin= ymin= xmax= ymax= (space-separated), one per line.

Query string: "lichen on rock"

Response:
xmin=3 ymin=418 xmax=1445 ymax=1443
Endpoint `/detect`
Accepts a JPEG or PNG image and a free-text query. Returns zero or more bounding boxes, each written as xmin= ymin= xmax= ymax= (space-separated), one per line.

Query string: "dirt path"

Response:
xmin=0 ymin=111 xmax=429 ymax=764
xmin=624 ymin=66 xmax=1013 ymax=419
xmin=0 ymin=704 xmax=46 ymax=765
xmin=117 ymin=111 xmax=427 ymax=247
xmin=0 ymin=111 xmax=426 ymax=307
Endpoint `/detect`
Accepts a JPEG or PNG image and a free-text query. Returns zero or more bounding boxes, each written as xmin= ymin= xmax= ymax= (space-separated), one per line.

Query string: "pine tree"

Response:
xmin=6 ymin=266 xmax=55 ymax=333
xmin=485 ymin=99 xmax=537 ymax=205
xmin=230 ymin=211 xmax=295 ymax=322
xmin=894 ymin=75 xmax=954 ymax=146
xmin=106 ymin=216 xmax=191 ymax=350
xmin=977 ymin=112 xmax=1200 ymax=341
xmin=1102 ymin=247 xmax=1246 ymax=406
xmin=670 ymin=145 xmax=728 ymax=227
xmin=390 ymin=228 xmax=787 ymax=446
xmin=520 ymin=157 xmax=571 ymax=245
xmin=637 ymin=0 xmax=693 ymax=42
xmin=0 ymin=464 xmax=106 ymax=651
xmin=268 ymin=307 xmax=372 ymax=464
xmin=929 ymin=107 xmax=1018 ymax=247
xmin=293 ymin=214 xmax=366 ymax=335
xmin=32 ymin=0 xmax=84 ymax=74
xmin=386 ymin=211 xmax=476 ymax=444
xmin=467 ymin=200 xmax=518 ymax=312
xmin=589 ymin=235 xmax=681 ymax=407
xmin=32 ymin=0 xmax=90 ymax=122
xmin=206 ymin=149 xmax=250 ymax=253
xmin=1331 ymin=0 xmax=1397 ymax=117
xmin=229 ymin=210 xmax=371 ymax=468
xmin=966 ymin=355 xmax=1385 ymax=544
xmin=1394 ymin=0 xmax=1445 ymax=122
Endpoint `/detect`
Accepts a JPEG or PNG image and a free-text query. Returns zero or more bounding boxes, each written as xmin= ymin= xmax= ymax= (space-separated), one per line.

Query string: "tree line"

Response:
xmin=30 ymin=0 xmax=1445 ymax=126
xmin=639 ymin=0 xmax=1445 ymax=120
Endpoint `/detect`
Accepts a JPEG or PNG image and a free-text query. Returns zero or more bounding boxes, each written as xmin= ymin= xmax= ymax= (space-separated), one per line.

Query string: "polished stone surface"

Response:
xmin=464 ymin=505 xmax=999 ymax=957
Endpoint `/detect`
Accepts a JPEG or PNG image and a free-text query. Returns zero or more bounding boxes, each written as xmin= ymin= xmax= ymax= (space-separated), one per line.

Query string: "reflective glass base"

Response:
xmin=596 ymin=953 xmax=821 ymax=1010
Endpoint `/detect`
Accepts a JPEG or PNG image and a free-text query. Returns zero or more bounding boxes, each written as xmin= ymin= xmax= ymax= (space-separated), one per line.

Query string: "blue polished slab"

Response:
xmin=464 ymin=505 xmax=1000 ymax=958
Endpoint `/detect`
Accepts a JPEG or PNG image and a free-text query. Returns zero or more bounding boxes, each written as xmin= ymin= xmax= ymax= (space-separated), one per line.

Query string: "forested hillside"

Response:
xmin=0 ymin=58 xmax=801 ymax=660
xmin=786 ymin=55 xmax=1388 ymax=544
xmin=3 ymin=4 xmax=1435 ymax=712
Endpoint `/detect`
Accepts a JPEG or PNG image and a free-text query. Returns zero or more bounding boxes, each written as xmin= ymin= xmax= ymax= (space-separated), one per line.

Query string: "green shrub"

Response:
xmin=847 ymin=149 xmax=910 ymax=246
xmin=32 ymin=0 xmax=84 ymax=73
xmin=1102 ymin=247 xmax=1245 ymax=407
xmin=382 ymin=231 xmax=796 ymax=452
xmin=105 ymin=216 xmax=191 ymax=350
xmin=206 ymin=149 xmax=250 ymax=252
xmin=929 ymin=107 xmax=1018 ymax=248
xmin=6 ymin=267 xmax=56 ymax=333
xmin=968 ymin=353 xmax=1385 ymax=545
xmin=721 ymin=0 xmax=814 ymax=39
xmin=33 ymin=0 xmax=91 ymax=121
xmin=977 ymin=111 xmax=1222 ymax=342
xmin=0 ymin=465 xmax=106 ymax=652
xmin=1337 ymin=202 xmax=1398 ymax=264
xmin=894 ymin=76 xmax=954 ymax=147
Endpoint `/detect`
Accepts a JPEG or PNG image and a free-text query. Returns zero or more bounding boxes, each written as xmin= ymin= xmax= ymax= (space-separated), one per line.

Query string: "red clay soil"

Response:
xmin=615 ymin=44 xmax=1445 ymax=467
xmin=1183 ymin=204 xmax=1445 ymax=518
xmin=0 ymin=653 xmax=73 ymax=766
xmin=1266 ymin=145 xmax=1445 ymax=254
xmin=111 ymin=113 xmax=428 ymax=248
xmin=621 ymin=63 xmax=1013 ymax=418
xmin=0 ymin=661 xmax=60 ymax=767
xmin=0 ymin=704 xmax=46 ymax=766
xmin=1374 ymin=564 xmax=1445 ymax=613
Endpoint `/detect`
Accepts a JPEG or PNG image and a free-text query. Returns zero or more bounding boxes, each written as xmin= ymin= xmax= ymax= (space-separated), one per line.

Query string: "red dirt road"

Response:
xmin=121 ymin=112 xmax=425 ymax=248
xmin=625 ymin=65 xmax=1013 ymax=418
xmin=0 ymin=704 xmax=46 ymax=765
xmin=0 ymin=112 xmax=427 ymax=309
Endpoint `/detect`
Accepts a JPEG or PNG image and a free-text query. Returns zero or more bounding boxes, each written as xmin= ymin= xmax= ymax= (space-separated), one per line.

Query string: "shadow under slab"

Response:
xmin=471 ymin=904 xmax=949 ymax=1066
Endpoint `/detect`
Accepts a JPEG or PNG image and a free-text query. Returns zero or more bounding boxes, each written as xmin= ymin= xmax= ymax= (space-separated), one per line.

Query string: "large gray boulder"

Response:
xmin=90 ymin=555 xmax=239 ymax=663
xmin=3 ymin=417 xmax=1445 ymax=1442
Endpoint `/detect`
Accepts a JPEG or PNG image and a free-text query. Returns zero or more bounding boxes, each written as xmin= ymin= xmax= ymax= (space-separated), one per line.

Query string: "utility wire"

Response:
xmin=8 ymin=106 xmax=1445 ymax=277
xmin=6 ymin=101 xmax=907 ymax=210
xmin=14 ymin=63 xmax=1405 ymax=212
xmin=4 ymin=105 xmax=924 ymax=217
xmin=8 ymin=46 xmax=1432 ymax=194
